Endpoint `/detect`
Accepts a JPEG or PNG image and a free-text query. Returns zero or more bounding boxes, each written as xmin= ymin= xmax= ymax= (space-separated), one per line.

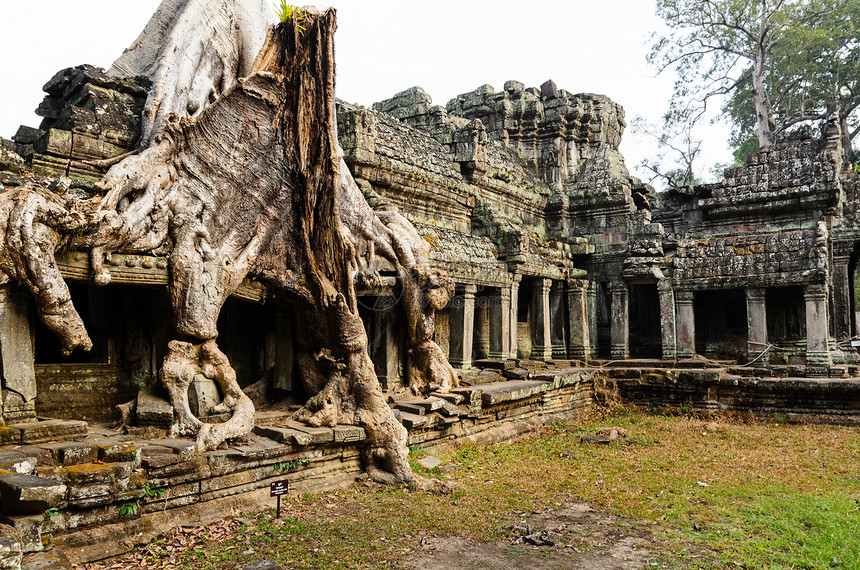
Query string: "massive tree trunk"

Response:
xmin=0 ymin=1 xmax=458 ymax=483
xmin=94 ymin=8 xmax=412 ymax=479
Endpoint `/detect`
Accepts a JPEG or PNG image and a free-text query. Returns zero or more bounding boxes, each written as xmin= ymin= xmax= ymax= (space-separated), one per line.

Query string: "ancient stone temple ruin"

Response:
xmin=0 ymin=1 xmax=857 ymax=565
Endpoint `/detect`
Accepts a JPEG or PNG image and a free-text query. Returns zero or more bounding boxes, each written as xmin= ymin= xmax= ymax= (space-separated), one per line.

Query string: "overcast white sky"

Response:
xmin=0 ymin=0 xmax=734 ymax=185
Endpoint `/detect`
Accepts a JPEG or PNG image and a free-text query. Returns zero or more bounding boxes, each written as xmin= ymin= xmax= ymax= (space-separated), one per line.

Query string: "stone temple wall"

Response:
xmin=2 ymin=62 xmax=860 ymax=443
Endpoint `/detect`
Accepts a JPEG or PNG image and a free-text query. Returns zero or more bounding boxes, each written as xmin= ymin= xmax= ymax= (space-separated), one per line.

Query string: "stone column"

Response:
xmin=586 ymin=281 xmax=598 ymax=359
xmin=368 ymin=300 xmax=401 ymax=391
xmin=658 ymin=280 xmax=676 ymax=361
xmin=568 ymin=279 xmax=590 ymax=362
xmin=745 ymin=288 xmax=768 ymax=365
xmin=489 ymin=288 xmax=511 ymax=359
xmin=0 ymin=285 xmax=37 ymax=422
xmin=530 ymin=278 xmax=553 ymax=360
xmin=449 ymin=284 xmax=477 ymax=369
xmin=550 ymin=282 xmax=567 ymax=358
xmin=831 ymin=251 xmax=852 ymax=340
xmin=609 ymin=280 xmax=629 ymax=360
xmin=805 ymin=283 xmax=832 ymax=374
xmin=508 ymin=276 xmax=521 ymax=358
xmin=675 ymin=290 xmax=695 ymax=358
xmin=272 ymin=309 xmax=294 ymax=391
xmin=473 ymin=295 xmax=491 ymax=361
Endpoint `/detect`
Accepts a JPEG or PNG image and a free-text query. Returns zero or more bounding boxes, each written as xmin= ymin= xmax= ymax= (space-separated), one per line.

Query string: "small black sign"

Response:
xmin=270 ymin=480 xmax=289 ymax=497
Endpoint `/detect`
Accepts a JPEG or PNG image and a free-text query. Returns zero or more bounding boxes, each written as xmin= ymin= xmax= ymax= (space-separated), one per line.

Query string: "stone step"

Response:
xmin=472 ymin=359 xmax=516 ymax=371
xmin=21 ymin=549 xmax=73 ymax=570
xmin=35 ymin=443 xmax=97 ymax=467
xmin=478 ymin=380 xmax=553 ymax=406
xmin=7 ymin=419 xmax=88 ymax=445
xmin=429 ymin=391 xmax=465 ymax=405
xmin=397 ymin=412 xmax=427 ymax=430
xmin=0 ymin=452 xmax=37 ymax=475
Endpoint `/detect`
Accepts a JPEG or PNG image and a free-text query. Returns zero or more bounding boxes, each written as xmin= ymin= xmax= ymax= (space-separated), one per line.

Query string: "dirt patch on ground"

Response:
xmin=401 ymin=502 xmax=663 ymax=570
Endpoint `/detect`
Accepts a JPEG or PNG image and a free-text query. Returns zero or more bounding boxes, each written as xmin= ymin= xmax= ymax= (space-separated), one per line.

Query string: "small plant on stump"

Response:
xmin=275 ymin=1 xmax=306 ymax=35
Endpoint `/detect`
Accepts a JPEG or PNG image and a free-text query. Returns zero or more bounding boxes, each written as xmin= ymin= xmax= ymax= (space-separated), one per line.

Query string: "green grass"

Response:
xmin=84 ymin=409 xmax=860 ymax=569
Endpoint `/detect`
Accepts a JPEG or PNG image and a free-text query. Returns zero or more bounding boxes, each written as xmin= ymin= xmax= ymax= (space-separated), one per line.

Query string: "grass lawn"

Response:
xmin=80 ymin=408 xmax=860 ymax=569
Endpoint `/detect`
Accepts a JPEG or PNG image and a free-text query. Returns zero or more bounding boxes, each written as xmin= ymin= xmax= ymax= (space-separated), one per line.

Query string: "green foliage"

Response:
xmin=120 ymin=484 xmax=165 ymax=517
xmin=723 ymin=1 xmax=860 ymax=151
xmin=119 ymin=501 xmax=140 ymax=517
xmin=42 ymin=507 xmax=59 ymax=521
xmin=274 ymin=1 xmax=306 ymax=35
xmin=274 ymin=458 xmax=311 ymax=471
xmin=651 ymin=0 xmax=859 ymax=152
xmin=732 ymin=136 xmax=759 ymax=166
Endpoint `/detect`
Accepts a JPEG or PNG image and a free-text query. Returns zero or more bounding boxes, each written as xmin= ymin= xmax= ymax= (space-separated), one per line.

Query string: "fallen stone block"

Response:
xmin=398 ymin=412 xmax=427 ymax=430
xmin=579 ymin=435 xmax=612 ymax=445
xmin=332 ymin=425 xmax=366 ymax=443
xmin=136 ymin=387 xmax=174 ymax=427
xmin=0 ymin=475 xmax=66 ymax=516
xmin=503 ymin=368 xmax=530 ymax=380
xmin=394 ymin=403 xmax=425 ymax=416
xmin=96 ymin=443 xmax=142 ymax=467
xmin=0 ymin=524 xmax=22 ymax=569
xmin=252 ymin=426 xmax=311 ymax=446
xmin=35 ymin=443 xmax=96 ymax=467
xmin=153 ymin=439 xmax=196 ymax=462
xmin=435 ymin=399 xmax=461 ymax=417
xmin=10 ymin=420 xmax=87 ymax=445
xmin=279 ymin=421 xmax=334 ymax=445
xmin=0 ymin=515 xmax=43 ymax=554
xmin=0 ymin=453 xmax=37 ymax=476
xmin=429 ymin=391 xmax=465 ymax=405
xmin=417 ymin=456 xmax=443 ymax=470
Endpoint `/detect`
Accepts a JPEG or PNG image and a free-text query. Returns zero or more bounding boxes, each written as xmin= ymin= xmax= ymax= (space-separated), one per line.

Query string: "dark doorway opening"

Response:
xmin=694 ymin=289 xmax=747 ymax=361
xmin=629 ymin=283 xmax=661 ymax=358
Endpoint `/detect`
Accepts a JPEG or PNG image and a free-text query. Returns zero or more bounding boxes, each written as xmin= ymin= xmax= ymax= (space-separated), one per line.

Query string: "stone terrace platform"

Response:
xmin=2 ymin=360 xmax=858 ymax=566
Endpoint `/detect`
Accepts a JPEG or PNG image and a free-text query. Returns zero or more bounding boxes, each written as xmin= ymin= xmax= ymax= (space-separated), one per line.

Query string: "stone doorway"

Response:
xmin=629 ymin=283 xmax=661 ymax=358
xmin=694 ymin=289 xmax=747 ymax=361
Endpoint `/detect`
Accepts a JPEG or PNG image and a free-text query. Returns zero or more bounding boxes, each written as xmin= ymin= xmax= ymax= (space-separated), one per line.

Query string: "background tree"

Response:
xmin=650 ymin=0 xmax=853 ymax=154
xmin=722 ymin=2 xmax=860 ymax=163
xmin=633 ymin=112 xmax=703 ymax=192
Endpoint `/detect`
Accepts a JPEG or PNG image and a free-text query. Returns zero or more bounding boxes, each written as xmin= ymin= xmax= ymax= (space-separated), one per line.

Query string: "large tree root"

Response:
xmin=160 ymin=339 xmax=254 ymax=450
xmin=339 ymin=159 xmax=458 ymax=395
xmin=0 ymin=189 xmax=93 ymax=355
